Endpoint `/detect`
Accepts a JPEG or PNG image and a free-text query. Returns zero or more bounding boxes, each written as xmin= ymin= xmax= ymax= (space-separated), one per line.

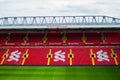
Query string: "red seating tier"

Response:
xmin=0 ymin=46 xmax=120 ymax=66
xmin=0 ymin=32 xmax=120 ymax=45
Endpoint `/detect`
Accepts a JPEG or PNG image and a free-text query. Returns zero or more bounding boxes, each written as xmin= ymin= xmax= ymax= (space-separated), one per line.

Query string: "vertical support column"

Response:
xmin=23 ymin=33 xmax=29 ymax=45
xmin=5 ymin=33 xmax=11 ymax=45
xmin=42 ymin=33 xmax=48 ymax=44
xmin=111 ymin=48 xmax=118 ymax=65
xmin=22 ymin=49 xmax=29 ymax=65
xmin=62 ymin=32 xmax=67 ymax=44
xmin=0 ymin=49 xmax=9 ymax=65
xmin=90 ymin=49 xmax=96 ymax=66
xmin=47 ymin=49 xmax=53 ymax=65
xmin=101 ymin=32 xmax=106 ymax=43
xmin=68 ymin=49 xmax=74 ymax=66
xmin=81 ymin=32 xmax=87 ymax=44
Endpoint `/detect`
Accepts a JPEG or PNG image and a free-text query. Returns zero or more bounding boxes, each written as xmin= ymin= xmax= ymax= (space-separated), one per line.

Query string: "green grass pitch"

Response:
xmin=0 ymin=66 xmax=120 ymax=80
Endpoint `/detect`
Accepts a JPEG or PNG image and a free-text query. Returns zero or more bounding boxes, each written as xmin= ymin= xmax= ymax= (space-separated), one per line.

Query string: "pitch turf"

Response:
xmin=0 ymin=66 xmax=120 ymax=80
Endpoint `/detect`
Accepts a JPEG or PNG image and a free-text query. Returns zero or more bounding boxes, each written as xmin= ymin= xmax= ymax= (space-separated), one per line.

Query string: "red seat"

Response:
xmin=0 ymin=48 xmax=7 ymax=64
xmin=7 ymin=33 xmax=26 ymax=45
xmin=1 ymin=32 xmax=120 ymax=45
xmin=24 ymin=48 xmax=49 ymax=65
xmin=0 ymin=34 xmax=8 ymax=45
xmin=1 ymin=46 xmax=120 ymax=66
xmin=47 ymin=33 xmax=63 ymax=45
xmin=86 ymin=32 xmax=101 ymax=44
xmin=105 ymin=32 xmax=120 ymax=44
xmin=67 ymin=33 xmax=82 ymax=45
xmin=27 ymin=33 xmax=44 ymax=45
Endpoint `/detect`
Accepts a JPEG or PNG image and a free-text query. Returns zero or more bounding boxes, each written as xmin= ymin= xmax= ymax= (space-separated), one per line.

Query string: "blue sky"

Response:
xmin=0 ymin=0 xmax=120 ymax=18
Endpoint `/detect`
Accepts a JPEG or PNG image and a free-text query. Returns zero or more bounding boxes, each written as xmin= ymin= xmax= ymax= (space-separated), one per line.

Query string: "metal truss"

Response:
xmin=0 ymin=16 xmax=120 ymax=26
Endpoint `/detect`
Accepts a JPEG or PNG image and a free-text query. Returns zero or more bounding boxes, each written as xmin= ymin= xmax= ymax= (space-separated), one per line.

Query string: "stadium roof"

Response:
xmin=0 ymin=16 xmax=120 ymax=33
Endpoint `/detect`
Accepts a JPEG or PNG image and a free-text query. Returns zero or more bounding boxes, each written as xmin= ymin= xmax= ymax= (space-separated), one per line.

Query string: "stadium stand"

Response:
xmin=0 ymin=33 xmax=8 ymax=45
xmin=0 ymin=16 xmax=120 ymax=66
xmin=0 ymin=32 xmax=120 ymax=66
xmin=0 ymin=32 xmax=120 ymax=46
xmin=7 ymin=33 xmax=27 ymax=45
xmin=0 ymin=46 xmax=120 ymax=66
xmin=27 ymin=33 xmax=43 ymax=45
xmin=104 ymin=32 xmax=120 ymax=44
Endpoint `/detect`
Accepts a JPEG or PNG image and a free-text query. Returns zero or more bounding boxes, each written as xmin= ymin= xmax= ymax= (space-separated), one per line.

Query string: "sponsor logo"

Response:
xmin=7 ymin=50 xmax=21 ymax=62
xmin=53 ymin=50 xmax=66 ymax=62
xmin=96 ymin=50 xmax=110 ymax=62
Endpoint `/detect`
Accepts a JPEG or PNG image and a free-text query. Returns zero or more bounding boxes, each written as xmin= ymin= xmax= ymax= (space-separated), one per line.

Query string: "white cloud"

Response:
xmin=0 ymin=0 xmax=120 ymax=18
xmin=0 ymin=0 xmax=4 ymax=2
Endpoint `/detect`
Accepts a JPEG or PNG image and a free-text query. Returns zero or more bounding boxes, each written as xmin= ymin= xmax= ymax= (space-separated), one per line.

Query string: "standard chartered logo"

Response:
xmin=96 ymin=50 xmax=110 ymax=62
xmin=7 ymin=50 xmax=21 ymax=62
xmin=53 ymin=50 xmax=66 ymax=62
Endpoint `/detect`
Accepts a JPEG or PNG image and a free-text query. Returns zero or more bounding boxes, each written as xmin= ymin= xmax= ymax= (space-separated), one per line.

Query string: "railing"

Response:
xmin=0 ymin=16 xmax=120 ymax=26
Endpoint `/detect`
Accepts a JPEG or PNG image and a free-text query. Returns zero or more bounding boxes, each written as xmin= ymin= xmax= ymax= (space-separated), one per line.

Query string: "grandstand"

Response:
xmin=0 ymin=16 xmax=120 ymax=80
